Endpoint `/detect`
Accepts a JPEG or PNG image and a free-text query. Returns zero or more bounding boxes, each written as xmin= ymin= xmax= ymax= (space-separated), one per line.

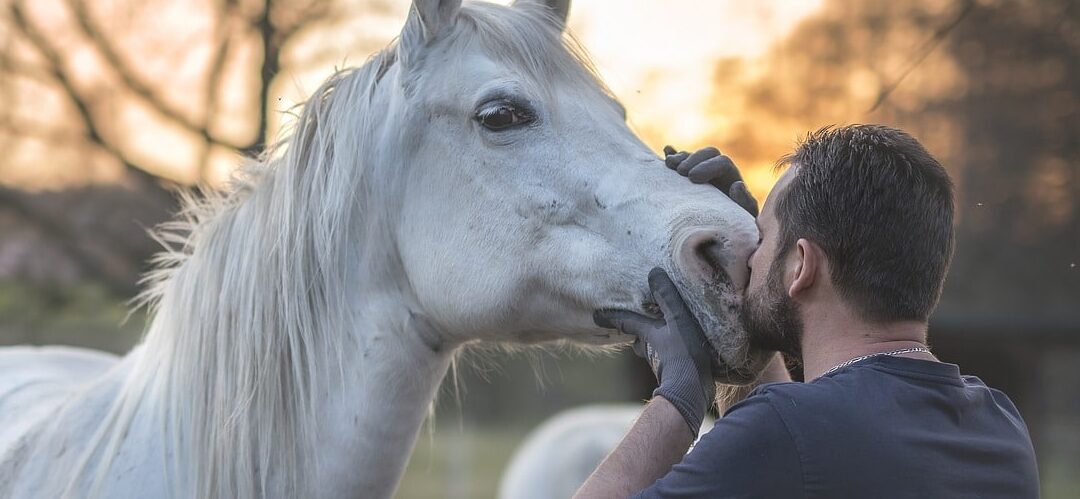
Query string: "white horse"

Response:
xmin=0 ymin=1 xmax=766 ymax=497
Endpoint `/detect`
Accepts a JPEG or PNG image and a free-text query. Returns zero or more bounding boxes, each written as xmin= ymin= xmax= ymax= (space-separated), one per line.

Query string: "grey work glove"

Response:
xmin=663 ymin=145 xmax=758 ymax=216
xmin=594 ymin=268 xmax=715 ymax=436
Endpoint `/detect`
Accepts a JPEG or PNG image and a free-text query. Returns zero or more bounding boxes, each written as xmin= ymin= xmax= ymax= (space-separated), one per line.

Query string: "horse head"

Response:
xmin=350 ymin=0 xmax=770 ymax=381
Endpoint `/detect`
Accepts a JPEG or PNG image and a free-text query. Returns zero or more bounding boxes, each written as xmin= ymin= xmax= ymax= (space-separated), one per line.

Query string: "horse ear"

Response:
xmin=400 ymin=0 xmax=462 ymax=65
xmin=515 ymin=0 xmax=571 ymax=29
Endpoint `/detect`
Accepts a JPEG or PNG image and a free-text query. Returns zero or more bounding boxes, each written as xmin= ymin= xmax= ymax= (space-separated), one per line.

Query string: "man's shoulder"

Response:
xmin=693 ymin=390 xmax=802 ymax=472
xmin=730 ymin=378 xmax=846 ymax=418
xmin=733 ymin=356 xmax=967 ymax=417
xmin=635 ymin=384 xmax=807 ymax=498
xmin=706 ymin=384 xmax=814 ymax=452
xmin=724 ymin=369 xmax=892 ymax=433
xmin=727 ymin=358 xmax=1035 ymax=446
xmin=708 ymin=361 xmax=1039 ymax=499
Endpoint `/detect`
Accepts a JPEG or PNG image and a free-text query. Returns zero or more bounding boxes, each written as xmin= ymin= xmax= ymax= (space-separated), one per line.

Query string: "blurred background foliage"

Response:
xmin=0 ymin=0 xmax=1077 ymax=497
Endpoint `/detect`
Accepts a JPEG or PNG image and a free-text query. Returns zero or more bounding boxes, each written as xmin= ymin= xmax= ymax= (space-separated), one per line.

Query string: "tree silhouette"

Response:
xmin=700 ymin=0 xmax=1079 ymax=323
xmin=0 ymin=0 xmax=382 ymax=294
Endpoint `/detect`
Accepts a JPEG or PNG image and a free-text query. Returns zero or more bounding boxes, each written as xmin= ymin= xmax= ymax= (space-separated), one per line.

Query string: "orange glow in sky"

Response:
xmin=272 ymin=0 xmax=823 ymax=194
xmin=3 ymin=1 xmax=824 ymax=195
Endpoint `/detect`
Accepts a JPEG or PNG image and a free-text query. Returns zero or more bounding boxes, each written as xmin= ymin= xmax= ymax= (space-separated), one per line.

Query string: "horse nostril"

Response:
xmin=674 ymin=226 xmax=755 ymax=290
xmin=680 ymin=231 xmax=730 ymax=279
xmin=694 ymin=239 xmax=730 ymax=277
xmin=674 ymin=228 xmax=747 ymax=289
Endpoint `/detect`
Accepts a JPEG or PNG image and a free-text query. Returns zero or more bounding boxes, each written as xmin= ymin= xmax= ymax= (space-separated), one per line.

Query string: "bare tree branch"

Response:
xmin=0 ymin=52 xmax=53 ymax=85
xmin=274 ymin=0 xmax=334 ymax=43
xmin=241 ymin=0 xmax=282 ymax=158
xmin=64 ymin=0 xmax=244 ymax=151
xmin=9 ymin=1 xmax=176 ymax=199
xmin=197 ymin=1 xmax=237 ymax=182
xmin=60 ymin=0 xmax=336 ymax=164
xmin=8 ymin=0 xmax=338 ymax=185
xmin=2 ymin=0 xmax=342 ymax=298
xmin=867 ymin=0 xmax=976 ymax=113
xmin=0 ymin=119 xmax=86 ymax=144
xmin=241 ymin=0 xmax=333 ymax=157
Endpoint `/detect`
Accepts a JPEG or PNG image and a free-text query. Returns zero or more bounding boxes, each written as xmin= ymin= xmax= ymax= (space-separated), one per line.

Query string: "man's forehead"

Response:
xmin=772 ymin=166 xmax=798 ymax=194
xmin=760 ymin=166 xmax=798 ymax=225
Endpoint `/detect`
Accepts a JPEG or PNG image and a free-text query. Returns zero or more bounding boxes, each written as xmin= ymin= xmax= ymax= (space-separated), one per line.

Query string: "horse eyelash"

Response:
xmin=475 ymin=97 xmax=536 ymax=119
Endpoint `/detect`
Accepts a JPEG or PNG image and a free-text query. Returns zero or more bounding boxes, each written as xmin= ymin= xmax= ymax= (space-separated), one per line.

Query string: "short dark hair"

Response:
xmin=774 ymin=125 xmax=955 ymax=323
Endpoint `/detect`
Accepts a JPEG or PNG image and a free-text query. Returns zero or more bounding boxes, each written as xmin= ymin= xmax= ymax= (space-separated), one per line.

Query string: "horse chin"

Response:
xmin=577 ymin=330 xmax=637 ymax=347
xmin=557 ymin=330 xmax=637 ymax=348
xmin=669 ymin=269 xmax=770 ymax=386
xmin=508 ymin=326 xmax=635 ymax=347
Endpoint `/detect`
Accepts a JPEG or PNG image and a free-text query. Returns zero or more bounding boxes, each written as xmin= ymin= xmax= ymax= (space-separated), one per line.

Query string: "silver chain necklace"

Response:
xmin=823 ymin=346 xmax=932 ymax=376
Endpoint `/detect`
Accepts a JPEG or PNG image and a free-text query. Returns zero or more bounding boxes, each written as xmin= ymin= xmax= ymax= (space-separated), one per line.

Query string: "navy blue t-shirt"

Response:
xmin=633 ymin=356 xmax=1039 ymax=498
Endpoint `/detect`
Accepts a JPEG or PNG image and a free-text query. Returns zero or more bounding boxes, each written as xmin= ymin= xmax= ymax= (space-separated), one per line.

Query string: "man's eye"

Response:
xmin=476 ymin=103 xmax=534 ymax=131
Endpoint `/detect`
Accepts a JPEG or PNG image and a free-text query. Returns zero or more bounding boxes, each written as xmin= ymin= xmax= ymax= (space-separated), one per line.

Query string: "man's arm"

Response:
xmin=574 ymin=397 xmax=693 ymax=499
xmin=579 ymin=269 xmax=717 ymax=498
xmin=574 ymin=353 xmax=791 ymax=499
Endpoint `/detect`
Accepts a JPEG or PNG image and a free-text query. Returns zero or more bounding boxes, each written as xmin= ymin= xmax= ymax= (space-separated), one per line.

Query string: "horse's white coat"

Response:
xmin=0 ymin=1 xmax=761 ymax=498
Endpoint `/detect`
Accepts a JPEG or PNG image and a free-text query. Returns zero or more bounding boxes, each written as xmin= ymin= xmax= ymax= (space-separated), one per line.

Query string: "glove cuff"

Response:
xmin=654 ymin=381 xmax=705 ymax=437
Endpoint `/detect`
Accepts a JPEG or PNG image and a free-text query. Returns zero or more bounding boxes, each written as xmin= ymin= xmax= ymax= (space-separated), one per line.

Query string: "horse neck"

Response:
xmin=135 ymin=276 xmax=454 ymax=499
xmin=127 ymin=166 xmax=455 ymax=498
xmin=309 ymin=298 xmax=454 ymax=498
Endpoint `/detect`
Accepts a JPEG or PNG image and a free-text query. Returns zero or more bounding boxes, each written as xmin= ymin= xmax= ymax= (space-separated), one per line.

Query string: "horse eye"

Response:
xmin=476 ymin=103 xmax=533 ymax=131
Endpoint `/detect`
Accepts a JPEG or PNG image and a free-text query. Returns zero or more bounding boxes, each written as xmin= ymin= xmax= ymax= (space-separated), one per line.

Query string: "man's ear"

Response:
xmin=788 ymin=238 xmax=822 ymax=298
xmin=399 ymin=0 xmax=462 ymax=68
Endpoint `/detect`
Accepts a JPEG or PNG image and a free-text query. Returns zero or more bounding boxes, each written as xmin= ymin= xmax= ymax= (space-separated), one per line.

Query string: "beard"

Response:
xmin=740 ymin=257 xmax=804 ymax=359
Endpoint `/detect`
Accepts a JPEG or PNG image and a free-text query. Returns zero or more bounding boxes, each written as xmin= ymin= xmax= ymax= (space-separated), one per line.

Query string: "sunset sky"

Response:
xmin=276 ymin=0 xmax=824 ymax=196
xmin=3 ymin=0 xmax=826 ymax=197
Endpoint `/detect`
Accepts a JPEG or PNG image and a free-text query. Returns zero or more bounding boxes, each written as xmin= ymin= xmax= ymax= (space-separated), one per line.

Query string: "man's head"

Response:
xmin=742 ymin=125 xmax=955 ymax=357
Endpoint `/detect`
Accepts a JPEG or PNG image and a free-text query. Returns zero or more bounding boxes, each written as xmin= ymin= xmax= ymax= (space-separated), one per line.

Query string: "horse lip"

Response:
xmin=601 ymin=331 xmax=635 ymax=341
xmin=640 ymin=300 xmax=662 ymax=318
xmin=592 ymin=305 xmax=659 ymax=322
xmin=588 ymin=320 xmax=636 ymax=343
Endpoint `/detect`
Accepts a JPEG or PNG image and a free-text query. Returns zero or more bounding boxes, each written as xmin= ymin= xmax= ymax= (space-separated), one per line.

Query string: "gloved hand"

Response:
xmin=663 ymin=145 xmax=758 ymax=216
xmin=594 ymin=268 xmax=715 ymax=436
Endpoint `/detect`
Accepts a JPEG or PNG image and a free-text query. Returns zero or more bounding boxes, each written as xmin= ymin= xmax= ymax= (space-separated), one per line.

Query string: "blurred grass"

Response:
xmin=1044 ymin=457 xmax=1080 ymax=499
xmin=397 ymin=426 xmax=525 ymax=499
xmin=2 ymin=280 xmax=1077 ymax=498
xmin=0 ymin=280 xmax=145 ymax=353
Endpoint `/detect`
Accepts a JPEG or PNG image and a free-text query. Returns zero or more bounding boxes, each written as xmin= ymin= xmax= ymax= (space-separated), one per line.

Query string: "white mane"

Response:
xmin=67 ymin=4 xmax=613 ymax=498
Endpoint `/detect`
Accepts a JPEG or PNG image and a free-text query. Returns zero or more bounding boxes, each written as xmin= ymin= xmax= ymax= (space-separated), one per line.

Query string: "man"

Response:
xmin=576 ymin=125 xmax=1040 ymax=498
